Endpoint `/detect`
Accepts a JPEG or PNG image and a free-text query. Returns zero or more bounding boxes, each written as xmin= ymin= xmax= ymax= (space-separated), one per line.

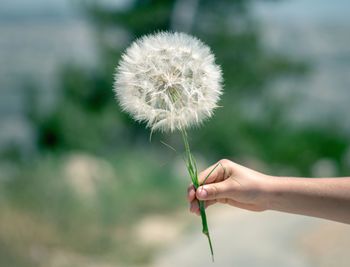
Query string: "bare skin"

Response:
xmin=187 ymin=159 xmax=350 ymax=224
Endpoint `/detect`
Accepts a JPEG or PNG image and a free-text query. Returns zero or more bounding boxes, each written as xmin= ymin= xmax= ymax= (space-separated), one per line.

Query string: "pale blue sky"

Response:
xmin=254 ymin=0 xmax=350 ymax=23
xmin=0 ymin=0 xmax=132 ymax=16
xmin=1 ymin=0 xmax=349 ymax=21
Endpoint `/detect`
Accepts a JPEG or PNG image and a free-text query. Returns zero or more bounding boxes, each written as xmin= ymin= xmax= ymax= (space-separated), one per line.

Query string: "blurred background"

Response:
xmin=1 ymin=0 xmax=350 ymax=266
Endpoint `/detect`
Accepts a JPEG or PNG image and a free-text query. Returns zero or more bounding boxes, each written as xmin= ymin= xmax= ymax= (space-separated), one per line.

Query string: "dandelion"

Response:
xmin=114 ymin=32 xmax=222 ymax=132
xmin=113 ymin=32 xmax=223 ymax=261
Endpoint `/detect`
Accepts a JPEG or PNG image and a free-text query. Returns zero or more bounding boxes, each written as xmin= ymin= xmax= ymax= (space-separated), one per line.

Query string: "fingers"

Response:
xmin=226 ymin=199 xmax=265 ymax=212
xmin=198 ymin=159 xmax=231 ymax=185
xmin=187 ymin=159 xmax=234 ymax=215
xmin=187 ymin=159 xmax=232 ymax=202
xmin=187 ymin=184 xmax=196 ymax=202
xmin=196 ymin=179 xmax=234 ymax=200
xmin=189 ymin=199 xmax=217 ymax=215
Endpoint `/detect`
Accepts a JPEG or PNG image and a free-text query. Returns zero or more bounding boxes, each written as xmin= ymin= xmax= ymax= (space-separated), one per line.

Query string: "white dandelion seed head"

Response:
xmin=113 ymin=32 xmax=223 ymax=132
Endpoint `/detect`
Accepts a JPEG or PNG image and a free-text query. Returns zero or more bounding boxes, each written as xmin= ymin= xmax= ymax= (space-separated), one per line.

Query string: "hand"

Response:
xmin=187 ymin=159 xmax=270 ymax=215
xmin=187 ymin=159 xmax=350 ymax=224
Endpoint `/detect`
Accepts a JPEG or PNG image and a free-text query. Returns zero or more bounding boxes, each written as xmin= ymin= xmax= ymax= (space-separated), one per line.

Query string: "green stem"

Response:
xmin=181 ymin=129 xmax=214 ymax=261
xmin=198 ymin=199 xmax=214 ymax=262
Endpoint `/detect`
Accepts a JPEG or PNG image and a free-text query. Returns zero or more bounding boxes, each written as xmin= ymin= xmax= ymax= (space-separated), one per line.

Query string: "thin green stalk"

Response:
xmin=181 ymin=129 xmax=214 ymax=262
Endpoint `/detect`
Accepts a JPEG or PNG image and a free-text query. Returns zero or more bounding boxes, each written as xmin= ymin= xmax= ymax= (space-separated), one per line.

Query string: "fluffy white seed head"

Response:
xmin=114 ymin=32 xmax=223 ymax=132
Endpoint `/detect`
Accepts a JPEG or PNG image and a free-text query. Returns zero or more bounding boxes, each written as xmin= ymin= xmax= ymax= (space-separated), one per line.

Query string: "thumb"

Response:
xmin=196 ymin=180 xmax=231 ymax=200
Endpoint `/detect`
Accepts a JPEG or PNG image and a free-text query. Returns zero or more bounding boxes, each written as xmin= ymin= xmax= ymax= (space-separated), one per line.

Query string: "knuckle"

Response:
xmin=219 ymin=159 xmax=230 ymax=166
xmin=198 ymin=170 xmax=205 ymax=179
xmin=210 ymin=185 xmax=218 ymax=198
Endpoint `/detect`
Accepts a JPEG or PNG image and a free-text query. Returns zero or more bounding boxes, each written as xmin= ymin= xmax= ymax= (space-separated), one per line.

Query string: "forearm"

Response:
xmin=264 ymin=176 xmax=350 ymax=224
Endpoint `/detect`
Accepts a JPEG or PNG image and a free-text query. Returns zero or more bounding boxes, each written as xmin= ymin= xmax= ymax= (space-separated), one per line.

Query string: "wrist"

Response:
xmin=258 ymin=174 xmax=280 ymax=211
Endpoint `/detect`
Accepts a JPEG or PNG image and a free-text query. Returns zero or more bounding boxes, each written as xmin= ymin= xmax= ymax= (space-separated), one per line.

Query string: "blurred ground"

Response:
xmin=152 ymin=207 xmax=350 ymax=267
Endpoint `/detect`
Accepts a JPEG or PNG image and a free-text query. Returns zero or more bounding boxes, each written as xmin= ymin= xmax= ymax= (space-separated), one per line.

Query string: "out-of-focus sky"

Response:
xmin=254 ymin=0 xmax=350 ymax=23
xmin=1 ymin=0 xmax=349 ymax=20
xmin=0 ymin=0 xmax=131 ymax=17
xmin=253 ymin=0 xmax=350 ymax=132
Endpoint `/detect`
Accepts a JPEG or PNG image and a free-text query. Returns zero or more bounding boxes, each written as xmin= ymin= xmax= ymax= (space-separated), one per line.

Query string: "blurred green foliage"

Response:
xmin=28 ymin=0 xmax=349 ymax=175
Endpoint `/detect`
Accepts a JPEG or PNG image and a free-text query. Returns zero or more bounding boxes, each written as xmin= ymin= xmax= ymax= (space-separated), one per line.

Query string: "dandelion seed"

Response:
xmin=114 ymin=32 xmax=223 ymax=132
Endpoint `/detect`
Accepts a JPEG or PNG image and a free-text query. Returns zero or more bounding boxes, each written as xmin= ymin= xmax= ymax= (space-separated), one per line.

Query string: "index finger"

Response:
xmin=198 ymin=159 xmax=230 ymax=186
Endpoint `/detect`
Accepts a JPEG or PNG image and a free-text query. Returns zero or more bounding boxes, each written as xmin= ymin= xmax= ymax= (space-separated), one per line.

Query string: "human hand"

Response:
xmin=187 ymin=159 xmax=270 ymax=215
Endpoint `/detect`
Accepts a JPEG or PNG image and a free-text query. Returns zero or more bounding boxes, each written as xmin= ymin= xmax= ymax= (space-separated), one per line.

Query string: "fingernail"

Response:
xmin=198 ymin=187 xmax=208 ymax=198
